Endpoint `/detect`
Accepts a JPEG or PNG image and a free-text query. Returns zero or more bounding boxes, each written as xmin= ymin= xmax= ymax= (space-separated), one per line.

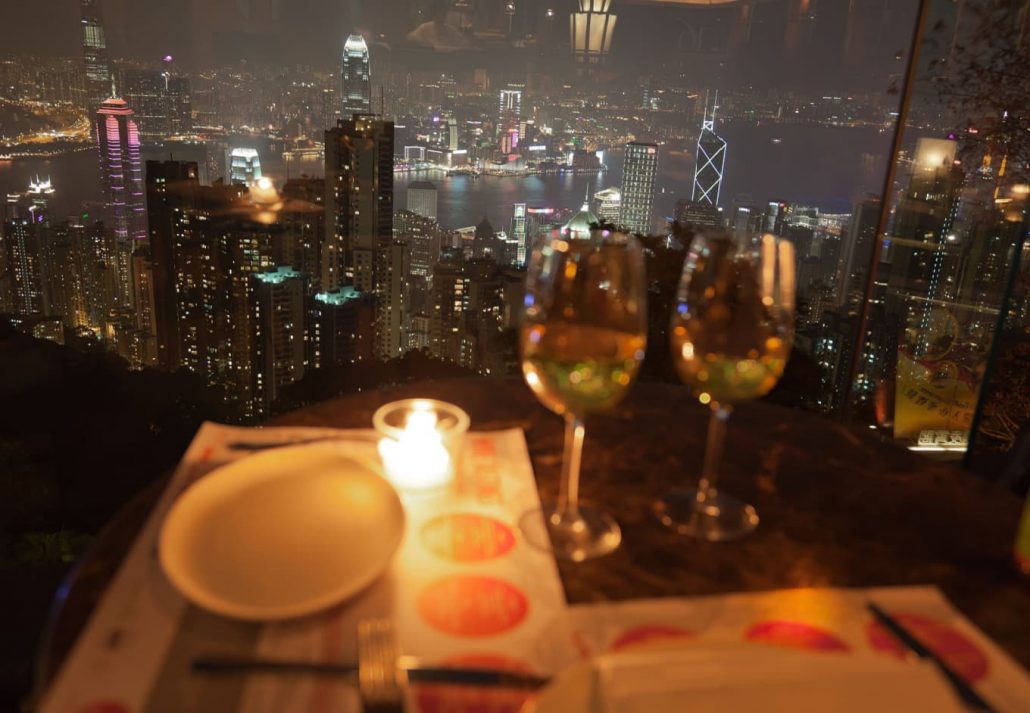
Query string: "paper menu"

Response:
xmin=565 ymin=585 xmax=1030 ymax=713
xmin=39 ymin=423 xmax=573 ymax=713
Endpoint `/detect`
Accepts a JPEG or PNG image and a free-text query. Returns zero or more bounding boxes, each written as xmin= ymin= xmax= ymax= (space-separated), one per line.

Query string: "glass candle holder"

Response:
xmin=373 ymin=399 xmax=470 ymax=492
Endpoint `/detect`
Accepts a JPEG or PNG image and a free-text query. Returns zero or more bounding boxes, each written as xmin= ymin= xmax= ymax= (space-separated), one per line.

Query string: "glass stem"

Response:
xmin=558 ymin=414 xmax=585 ymax=521
xmin=695 ymin=404 xmax=733 ymax=511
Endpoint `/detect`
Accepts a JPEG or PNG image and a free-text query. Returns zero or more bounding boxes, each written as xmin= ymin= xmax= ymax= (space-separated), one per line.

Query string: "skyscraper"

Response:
xmin=80 ymin=0 xmax=111 ymax=107
xmin=229 ymin=148 xmax=263 ymax=185
xmin=510 ymin=203 xmax=528 ymax=265
xmin=593 ymin=187 xmax=621 ymax=224
xmin=692 ymin=93 xmax=727 ymax=206
xmin=95 ymin=93 xmax=147 ymax=311
xmin=252 ymin=266 xmax=305 ymax=418
xmin=324 ymin=115 xmax=394 ymax=295
xmin=341 ymin=34 xmax=371 ymax=118
xmin=619 ymin=142 xmax=658 ymax=235
xmin=406 ymin=181 xmax=438 ymax=220
xmin=2 ymin=215 xmax=47 ymax=315
xmin=498 ymin=89 xmax=522 ymax=124
xmin=837 ymin=198 xmax=880 ymax=308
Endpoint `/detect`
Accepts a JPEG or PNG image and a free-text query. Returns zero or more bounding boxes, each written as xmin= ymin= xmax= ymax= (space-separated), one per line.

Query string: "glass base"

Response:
xmin=519 ymin=502 xmax=622 ymax=562
xmin=653 ymin=487 xmax=759 ymax=542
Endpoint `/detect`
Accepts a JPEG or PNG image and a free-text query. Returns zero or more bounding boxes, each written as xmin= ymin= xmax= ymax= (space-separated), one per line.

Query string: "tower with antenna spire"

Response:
xmin=692 ymin=91 xmax=727 ymax=206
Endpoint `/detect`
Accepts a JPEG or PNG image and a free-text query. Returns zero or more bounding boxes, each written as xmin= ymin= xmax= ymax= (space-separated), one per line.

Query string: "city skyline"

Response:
xmin=0 ymin=0 xmax=1024 ymax=454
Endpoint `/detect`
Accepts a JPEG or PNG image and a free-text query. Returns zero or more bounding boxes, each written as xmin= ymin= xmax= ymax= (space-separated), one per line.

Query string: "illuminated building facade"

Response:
xmin=619 ymin=141 xmax=658 ymax=234
xmin=593 ymin=187 xmax=621 ymax=224
xmin=229 ymin=148 xmax=262 ymax=185
xmin=95 ymin=94 xmax=147 ymax=312
xmin=324 ymin=115 xmax=394 ymax=294
xmin=341 ymin=34 xmax=371 ymax=118
xmin=80 ymin=0 xmax=111 ymax=106
xmin=692 ymin=93 xmax=727 ymax=206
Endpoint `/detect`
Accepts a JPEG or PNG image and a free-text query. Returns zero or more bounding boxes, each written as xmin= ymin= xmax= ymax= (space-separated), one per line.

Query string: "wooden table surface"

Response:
xmin=36 ymin=376 xmax=1030 ymax=695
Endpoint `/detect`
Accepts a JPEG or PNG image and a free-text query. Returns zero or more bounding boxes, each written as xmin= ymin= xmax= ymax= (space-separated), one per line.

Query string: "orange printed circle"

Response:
xmin=868 ymin=612 xmax=989 ymax=682
xmin=610 ymin=625 xmax=694 ymax=652
xmin=745 ymin=620 xmax=851 ymax=652
xmin=421 ymin=513 xmax=517 ymax=562
xmin=418 ymin=575 xmax=529 ymax=637
xmin=414 ymin=653 xmax=537 ymax=713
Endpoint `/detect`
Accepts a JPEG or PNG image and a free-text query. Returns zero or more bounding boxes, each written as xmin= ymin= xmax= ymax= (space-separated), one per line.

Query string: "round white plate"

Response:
xmin=159 ymin=442 xmax=404 ymax=621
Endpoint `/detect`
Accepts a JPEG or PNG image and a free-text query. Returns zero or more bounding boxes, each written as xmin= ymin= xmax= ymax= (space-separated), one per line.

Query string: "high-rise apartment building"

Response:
xmin=2 ymin=216 xmax=46 ymax=315
xmin=837 ymin=199 xmax=880 ymax=309
xmin=379 ymin=241 xmax=409 ymax=360
xmin=324 ymin=115 xmax=394 ymax=294
xmin=252 ymin=266 xmax=306 ymax=419
xmin=341 ymin=34 xmax=371 ymax=118
xmin=145 ymin=159 xmax=200 ymax=369
xmin=406 ymin=181 xmax=438 ymax=220
xmin=619 ymin=142 xmax=658 ymax=234
xmin=280 ymin=177 xmax=326 ymax=295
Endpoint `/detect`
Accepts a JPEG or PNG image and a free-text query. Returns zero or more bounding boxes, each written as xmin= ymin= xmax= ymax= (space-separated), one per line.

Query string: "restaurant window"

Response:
xmin=2 ymin=0 xmax=1029 ymax=707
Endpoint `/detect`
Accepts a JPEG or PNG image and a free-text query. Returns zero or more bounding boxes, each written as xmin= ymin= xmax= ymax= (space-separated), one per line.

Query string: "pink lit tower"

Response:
xmin=94 ymin=85 xmax=147 ymax=312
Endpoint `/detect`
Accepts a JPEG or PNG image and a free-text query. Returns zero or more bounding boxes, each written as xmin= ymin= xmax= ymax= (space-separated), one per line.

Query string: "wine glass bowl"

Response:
xmin=519 ymin=230 xmax=647 ymax=561
xmin=656 ymin=233 xmax=795 ymax=541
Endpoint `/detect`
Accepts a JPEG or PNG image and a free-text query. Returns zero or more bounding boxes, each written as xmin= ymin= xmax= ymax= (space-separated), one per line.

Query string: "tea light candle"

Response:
xmin=373 ymin=399 xmax=470 ymax=491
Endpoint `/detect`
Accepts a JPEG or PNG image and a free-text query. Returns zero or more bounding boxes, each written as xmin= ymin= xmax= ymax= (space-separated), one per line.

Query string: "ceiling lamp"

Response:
xmin=571 ymin=0 xmax=617 ymax=66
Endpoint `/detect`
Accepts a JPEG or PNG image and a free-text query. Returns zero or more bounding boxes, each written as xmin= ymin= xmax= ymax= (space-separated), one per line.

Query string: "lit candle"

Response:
xmin=375 ymin=400 xmax=467 ymax=491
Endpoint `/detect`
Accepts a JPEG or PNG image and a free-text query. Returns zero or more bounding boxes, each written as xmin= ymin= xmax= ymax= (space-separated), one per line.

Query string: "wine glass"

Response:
xmin=519 ymin=230 xmax=647 ymax=561
xmin=655 ymin=233 xmax=795 ymax=541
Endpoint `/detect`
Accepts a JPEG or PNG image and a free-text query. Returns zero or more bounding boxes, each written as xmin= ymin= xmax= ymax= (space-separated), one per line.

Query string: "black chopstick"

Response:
xmin=192 ymin=656 xmax=549 ymax=689
xmin=866 ymin=602 xmax=997 ymax=712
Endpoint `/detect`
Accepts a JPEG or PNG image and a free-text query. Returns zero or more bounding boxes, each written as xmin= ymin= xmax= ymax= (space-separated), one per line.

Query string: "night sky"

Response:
xmin=2 ymin=0 xmax=917 ymax=89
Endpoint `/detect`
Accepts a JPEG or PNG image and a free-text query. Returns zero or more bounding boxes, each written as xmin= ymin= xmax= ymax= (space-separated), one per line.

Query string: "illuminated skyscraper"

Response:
xmin=498 ymin=88 xmax=522 ymax=149
xmin=341 ymin=34 xmax=372 ymax=118
xmin=510 ymin=203 xmax=528 ymax=265
xmin=692 ymin=93 xmax=727 ymax=206
xmin=95 ymin=92 xmax=147 ymax=312
xmin=229 ymin=148 xmax=263 ymax=185
xmin=593 ymin=187 xmax=621 ymax=224
xmin=619 ymin=142 xmax=658 ymax=234
xmin=80 ymin=0 xmax=111 ymax=107
xmin=325 ymin=115 xmax=394 ymax=358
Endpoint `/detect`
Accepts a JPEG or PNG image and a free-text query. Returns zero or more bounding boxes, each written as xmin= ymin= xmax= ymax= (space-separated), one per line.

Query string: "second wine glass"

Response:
xmin=519 ymin=230 xmax=647 ymax=561
xmin=655 ymin=233 xmax=795 ymax=541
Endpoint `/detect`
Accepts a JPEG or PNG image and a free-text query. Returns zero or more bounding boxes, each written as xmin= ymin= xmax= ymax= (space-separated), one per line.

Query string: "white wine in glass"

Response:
xmin=656 ymin=233 xmax=795 ymax=541
xmin=520 ymin=231 xmax=647 ymax=561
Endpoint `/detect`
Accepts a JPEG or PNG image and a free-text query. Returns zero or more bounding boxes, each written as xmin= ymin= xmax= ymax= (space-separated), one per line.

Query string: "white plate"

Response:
xmin=526 ymin=646 xmax=968 ymax=713
xmin=159 ymin=442 xmax=405 ymax=621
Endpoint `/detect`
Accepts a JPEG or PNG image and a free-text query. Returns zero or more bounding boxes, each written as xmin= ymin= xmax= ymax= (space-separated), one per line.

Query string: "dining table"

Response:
xmin=33 ymin=376 xmax=1030 ymax=706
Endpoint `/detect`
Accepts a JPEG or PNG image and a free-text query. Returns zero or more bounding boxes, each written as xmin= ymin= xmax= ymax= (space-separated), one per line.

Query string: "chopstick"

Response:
xmin=865 ymin=602 xmax=997 ymax=712
xmin=192 ymin=656 xmax=549 ymax=689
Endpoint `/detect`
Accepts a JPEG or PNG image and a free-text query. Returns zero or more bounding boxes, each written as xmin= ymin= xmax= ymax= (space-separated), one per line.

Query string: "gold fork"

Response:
xmin=357 ymin=618 xmax=407 ymax=712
